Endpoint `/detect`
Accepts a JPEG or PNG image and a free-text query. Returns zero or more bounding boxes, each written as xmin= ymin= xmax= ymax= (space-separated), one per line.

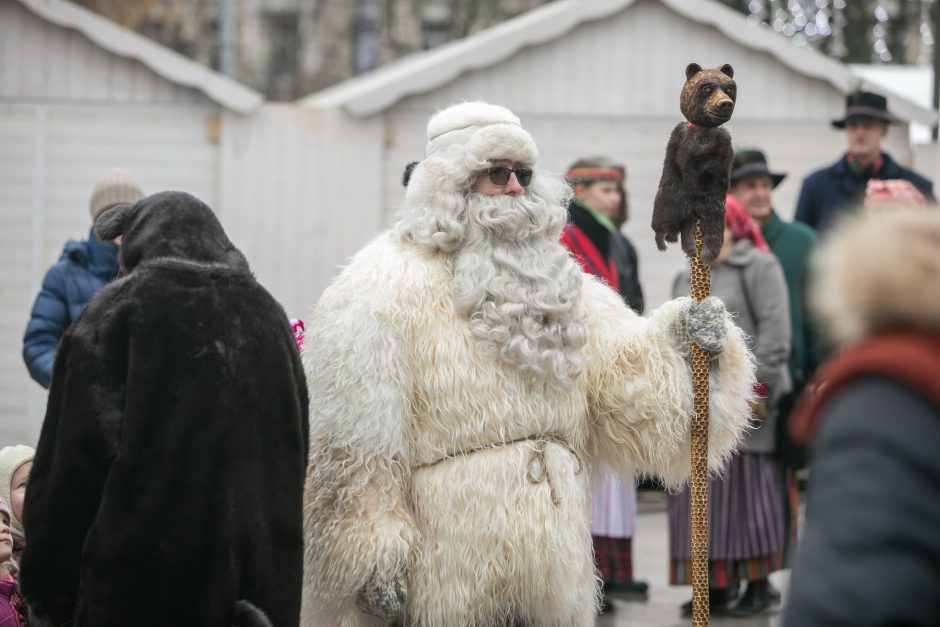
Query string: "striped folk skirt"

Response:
xmin=667 ymin=452 xmax=797 ymax=588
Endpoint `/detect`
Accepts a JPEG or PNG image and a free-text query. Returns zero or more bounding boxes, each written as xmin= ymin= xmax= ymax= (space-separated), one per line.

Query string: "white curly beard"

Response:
xmin=450 ymin=185 xmax=588 ymax=389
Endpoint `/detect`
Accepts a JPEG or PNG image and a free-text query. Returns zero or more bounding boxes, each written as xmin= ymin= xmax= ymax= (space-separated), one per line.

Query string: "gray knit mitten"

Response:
xmin=356 ymin=568 xmax=407 ymax=622
xmin=683 ymin=296 xmax=728 ymax=355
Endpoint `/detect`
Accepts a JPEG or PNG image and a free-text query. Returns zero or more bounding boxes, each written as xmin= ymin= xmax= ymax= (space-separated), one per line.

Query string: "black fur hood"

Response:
xmin=94 ymin=191 xmax=249 ymax=274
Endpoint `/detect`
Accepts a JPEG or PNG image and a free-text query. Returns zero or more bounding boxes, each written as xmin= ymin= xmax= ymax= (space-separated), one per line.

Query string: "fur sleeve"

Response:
xmin=583 ymin=278 xmax=755 ymax=489
xmin=300 ymin=268 xmax=418 ymax=625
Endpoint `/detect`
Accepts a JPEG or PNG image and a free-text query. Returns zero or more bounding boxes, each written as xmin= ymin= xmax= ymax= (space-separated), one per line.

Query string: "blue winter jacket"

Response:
xmin=795 ymin=151 xmax=934 ymax=236
xmin=22 ymin=228 xmax=119 ymax=388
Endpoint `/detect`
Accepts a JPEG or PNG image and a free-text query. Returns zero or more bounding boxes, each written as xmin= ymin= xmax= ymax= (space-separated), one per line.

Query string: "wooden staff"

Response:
xmin=650 ymin=62 xmax=736 ymax=626
xmin=688 ymin=222 xmax=711 ymax=627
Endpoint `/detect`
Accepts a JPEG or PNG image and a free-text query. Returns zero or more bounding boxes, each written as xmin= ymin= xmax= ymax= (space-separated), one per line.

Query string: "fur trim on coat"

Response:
xmin=812 ymin=208 xmax=940 ymax=344
xmin=300 ymin=231 xmax=754 ymax=626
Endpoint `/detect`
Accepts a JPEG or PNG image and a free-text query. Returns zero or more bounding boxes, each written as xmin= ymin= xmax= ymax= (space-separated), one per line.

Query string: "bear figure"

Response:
xmin=652 ymin=63 xmax=736 ymax=262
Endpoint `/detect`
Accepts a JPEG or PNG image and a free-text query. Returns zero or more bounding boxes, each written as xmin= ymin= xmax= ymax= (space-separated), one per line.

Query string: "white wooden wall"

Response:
xmin=914 ymin=142 xmax=940 ymax=182
xmin=0 ymin=0 xmax=223 ymax=445
xmin=218 ymin=105 xmax=386 ymax=319
xmin=0 ymin=108 xmax=35 ymax=446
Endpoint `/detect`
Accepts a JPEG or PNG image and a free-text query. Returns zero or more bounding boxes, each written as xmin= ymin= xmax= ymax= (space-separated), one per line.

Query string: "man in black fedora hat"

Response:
xmin=794 ymin=91 xmax=934 ymax=235
xmin=732 ymin=148 xmax=820 ymax=474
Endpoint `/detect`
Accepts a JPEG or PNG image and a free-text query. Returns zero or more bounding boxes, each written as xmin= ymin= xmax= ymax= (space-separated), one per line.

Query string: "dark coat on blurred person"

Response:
xmin=784 ymin=209 xmax=940 ymax=627
xmin=22 ymin=230 xmax=119 ymax=388
xmin=20 ymin=192 xmax=309 ymax=627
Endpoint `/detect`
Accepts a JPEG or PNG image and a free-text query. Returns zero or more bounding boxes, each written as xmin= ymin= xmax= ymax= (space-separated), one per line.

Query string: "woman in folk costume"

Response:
xmin=300 ymin=102 xmax=756 ymax=627
xmin=669 ymin=195 xmax=793 ymax=617
xmin=560 ymin=159 xmax=648 ymax=612
xmin=560 ymin=159 xmax=621 ymax=294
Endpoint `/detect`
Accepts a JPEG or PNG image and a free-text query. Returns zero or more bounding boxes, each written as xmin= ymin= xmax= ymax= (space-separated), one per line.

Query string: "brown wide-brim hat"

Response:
xmin=832 ymin=91 xmax=898 ymax=129
xmin=730 ymin=149 xmax=786 ymax=188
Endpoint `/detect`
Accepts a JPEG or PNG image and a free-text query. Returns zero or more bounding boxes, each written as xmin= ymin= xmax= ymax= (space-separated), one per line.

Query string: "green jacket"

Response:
xmin=761 ymin=210 xmax=821 ymax=384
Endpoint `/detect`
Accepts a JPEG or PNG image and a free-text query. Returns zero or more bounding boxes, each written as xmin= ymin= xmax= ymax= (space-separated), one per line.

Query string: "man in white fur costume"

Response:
xmin=301 ymin=102 xmax=755 ymax=626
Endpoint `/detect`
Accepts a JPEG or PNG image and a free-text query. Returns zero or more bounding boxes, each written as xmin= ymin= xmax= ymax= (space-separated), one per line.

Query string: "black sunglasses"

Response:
xmin=483 ymin=166 xmax=533 ymax=187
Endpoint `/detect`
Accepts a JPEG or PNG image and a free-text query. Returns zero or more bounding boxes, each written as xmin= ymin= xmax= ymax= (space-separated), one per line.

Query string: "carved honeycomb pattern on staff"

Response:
xmin=690 ymin=222 xmax=711 ymax=627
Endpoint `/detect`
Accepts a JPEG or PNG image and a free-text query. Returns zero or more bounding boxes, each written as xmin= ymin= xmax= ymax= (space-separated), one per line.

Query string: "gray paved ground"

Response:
xmin=596 ymin=491 xmax=789 ymax=627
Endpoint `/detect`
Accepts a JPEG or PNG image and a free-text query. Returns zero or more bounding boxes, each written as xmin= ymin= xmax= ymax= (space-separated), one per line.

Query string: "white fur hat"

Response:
xmin=408 ymin=102 xmax=539 ymax=200
xmin=426 ymin=101 xmax=537 ymax=162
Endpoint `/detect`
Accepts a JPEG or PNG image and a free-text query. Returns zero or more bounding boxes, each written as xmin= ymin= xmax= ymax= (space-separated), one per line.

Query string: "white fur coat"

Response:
xmin=301 ymin=232 xmax=754 ymax=626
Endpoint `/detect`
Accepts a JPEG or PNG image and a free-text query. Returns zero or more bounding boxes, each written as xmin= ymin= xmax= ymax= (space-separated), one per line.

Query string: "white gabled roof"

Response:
xmin=299 ymin=0 xmax=937 ymax=127
xmin=18 ymin=0 xmax=263 ymax=113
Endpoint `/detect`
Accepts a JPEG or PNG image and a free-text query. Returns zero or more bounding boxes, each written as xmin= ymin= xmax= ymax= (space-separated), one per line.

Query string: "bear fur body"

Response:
xmin=20 ymin=192 xmax=309 ymax=627
xmin=300 ymin=229 xmax=755 ymax=626
xmin=652 ymin=63 xmax=736 ymax=262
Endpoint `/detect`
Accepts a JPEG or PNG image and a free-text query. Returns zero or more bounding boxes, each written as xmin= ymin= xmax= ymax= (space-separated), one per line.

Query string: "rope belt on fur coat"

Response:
xmin=414 ymin=433 xmax=584 ymax=506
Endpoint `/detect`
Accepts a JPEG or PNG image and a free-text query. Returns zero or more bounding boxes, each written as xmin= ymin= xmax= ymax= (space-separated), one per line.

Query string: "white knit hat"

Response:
xmin=0 ymin=445 xmax=33 ymax=538
xmin=89 ymin=168 xmax=145 ymax=220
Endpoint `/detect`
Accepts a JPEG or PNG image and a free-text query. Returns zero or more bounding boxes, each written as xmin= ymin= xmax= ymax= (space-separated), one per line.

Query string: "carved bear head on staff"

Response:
xmin=680 ymin=63 xmax=736 ymax=128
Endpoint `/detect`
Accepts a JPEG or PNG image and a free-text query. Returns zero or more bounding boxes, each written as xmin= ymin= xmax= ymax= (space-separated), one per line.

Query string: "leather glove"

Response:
xmin=356 ymin=568 xmax=407 ymax=622
xmin=680 ymin=296 xmax=728 ymax=356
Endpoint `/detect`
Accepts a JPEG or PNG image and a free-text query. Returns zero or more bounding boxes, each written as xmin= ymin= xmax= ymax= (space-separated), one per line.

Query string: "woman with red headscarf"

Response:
xmin=667 ymin=195 xmax=793 ymax=617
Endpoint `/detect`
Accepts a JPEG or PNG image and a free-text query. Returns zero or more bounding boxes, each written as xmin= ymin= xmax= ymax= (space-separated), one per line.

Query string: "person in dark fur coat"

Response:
xmin=19 ymin=192 xmax=310 ymax=627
